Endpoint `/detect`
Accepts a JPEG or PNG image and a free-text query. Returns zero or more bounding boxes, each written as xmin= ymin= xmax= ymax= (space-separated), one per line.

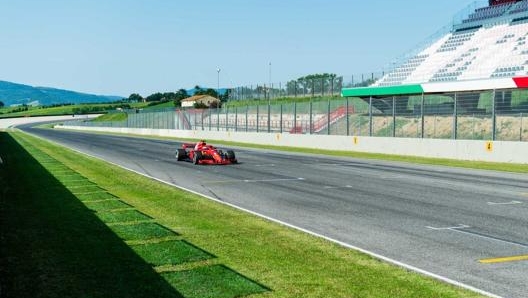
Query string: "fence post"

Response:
xmin=293 ymin=102 xmax=297 ymax=134
xmin=267 ymin=102 xmax=271 ymax=133
xmin=309 ymin=99 xmax=313 ymax=134
xmin=346 ymin=98 xmax=350 ymax=136
xmin=235 ymin=106 xmax=238 ymax=132
xmin=492 ymin=89 xmax=497 ymax=141
xmin=246 ymin=104 xmax=249 ymax=132
xmin=421 ymin=93 xmax=425 ymax=138
xmin=209 ymin=108 xmax=212 ymax=131
xmin=369 ymin=96 xmax=373 ymax=137
xmin=452 ymin=93 xmax=458 ymax=140
xmin=256 ymin=104 xmax=260 ymax=133
xmin=217 ymin=108 xmax=220 ymax=131
xmin=392 ymin=96 xmax=396 ymax=137
xmin=280 ymin=104 xmax=283 ymax=134
xmin=225 ymin=106 xmax=229 ymax=131
xmin=327 ymin=99 xmax=331 ymax=135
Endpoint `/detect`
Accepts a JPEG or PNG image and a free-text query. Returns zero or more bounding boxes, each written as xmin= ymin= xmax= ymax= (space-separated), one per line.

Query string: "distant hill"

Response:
xmin=0 ymin=80 xmax=123 ymax=106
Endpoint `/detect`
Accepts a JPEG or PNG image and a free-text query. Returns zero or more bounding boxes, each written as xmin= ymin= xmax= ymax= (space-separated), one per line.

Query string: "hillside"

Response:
xmin=0 ymin=80 xmax=122 ymax=106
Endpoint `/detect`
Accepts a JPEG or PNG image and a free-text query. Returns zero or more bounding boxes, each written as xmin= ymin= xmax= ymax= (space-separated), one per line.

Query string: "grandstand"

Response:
xmin=372 ymin=0 xmax=528 ymax=87
xmin=341 ymin=0 xmax=528 ymax=141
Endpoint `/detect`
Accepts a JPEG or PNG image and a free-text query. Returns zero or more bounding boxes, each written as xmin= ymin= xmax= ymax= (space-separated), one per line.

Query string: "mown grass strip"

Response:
xmin=84 ymin=199 xmax=133 ymax=211
xmin=76 ymin=192 xmax=119 ymax=201
xmin=10 ymin=131 xmax=484 ymax=297
xmin=131 ymin=240 xmax=215 ymax=266
xmin=96 ymin=209 xmax=153 ymax=224
xmin=109 ymin=222 xmax=179 ymax=241
xmin=65 ymin=185 xmax=103 ymax=193
xmin=55 ymin=174 xmax=88 ymax=182
xmin=62 ymin=180 xmax=96 ymax=187
xmin=161 ymin=265 xmax=269 ymax=298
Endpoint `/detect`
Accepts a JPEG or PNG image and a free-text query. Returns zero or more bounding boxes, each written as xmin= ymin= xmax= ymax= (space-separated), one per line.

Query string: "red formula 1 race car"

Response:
xmin=175 ymin=140 xmax=237 ymax=165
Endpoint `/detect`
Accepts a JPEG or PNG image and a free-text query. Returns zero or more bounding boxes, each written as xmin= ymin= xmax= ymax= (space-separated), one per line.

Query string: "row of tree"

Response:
xmin=285 ymin=73 xmax=343 ymax=95
xmin=125 ymin=86 xmax=229 ymax=108
xmin=122 ymin=74 xmax=357 ymax=108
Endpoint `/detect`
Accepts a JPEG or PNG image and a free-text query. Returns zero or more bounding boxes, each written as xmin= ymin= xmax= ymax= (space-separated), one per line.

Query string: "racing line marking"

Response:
xmin=426 ymin=224 xmax=470 ymax=231
xmin=243 ymin=177 xmax=305 ymax=183
xmin=487 ymin=201 xmax=522 ymax=206
xmin=324 ymin=185 xmax=353 ymax=189
xmin=427 ymin=224 xmax=528 ymax=249
xmin=204 ymin=177 xmax=305 ymax=184
xmin=479 ymin=254 xmax=528 ymax=264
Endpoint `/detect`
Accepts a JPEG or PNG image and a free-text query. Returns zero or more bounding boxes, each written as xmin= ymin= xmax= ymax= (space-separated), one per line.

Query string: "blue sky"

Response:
xmin=0 ymin=0 xmax=479 ymax=96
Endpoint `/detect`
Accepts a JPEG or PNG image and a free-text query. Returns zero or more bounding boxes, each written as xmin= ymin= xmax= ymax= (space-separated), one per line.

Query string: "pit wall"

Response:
xmin=57 ymin=125 xmax=528 ymax=164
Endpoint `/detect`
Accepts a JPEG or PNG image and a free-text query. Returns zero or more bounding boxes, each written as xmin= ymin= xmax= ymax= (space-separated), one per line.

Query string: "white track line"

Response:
xmin=24 ymin=131 xmax=502 ymax=298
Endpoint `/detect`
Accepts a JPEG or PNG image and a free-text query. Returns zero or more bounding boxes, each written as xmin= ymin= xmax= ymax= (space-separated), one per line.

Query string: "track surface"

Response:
xmin=22 ymin=126 xmax=528 ymax=298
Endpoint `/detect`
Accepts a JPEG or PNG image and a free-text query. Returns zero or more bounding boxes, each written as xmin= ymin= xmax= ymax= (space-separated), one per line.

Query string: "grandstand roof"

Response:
xmin=342 ymin=76 xmax=528 ymax=97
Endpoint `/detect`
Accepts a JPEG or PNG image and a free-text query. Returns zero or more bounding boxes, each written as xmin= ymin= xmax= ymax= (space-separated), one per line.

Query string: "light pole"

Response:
xmin=268 ymin=62 xmax=271 ymax=103
xmin=216 ymin=68 xmax=221 ymax=100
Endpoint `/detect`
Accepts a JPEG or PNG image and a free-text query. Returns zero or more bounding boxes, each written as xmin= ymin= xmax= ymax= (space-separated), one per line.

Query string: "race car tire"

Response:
xmin=226 ymin=150 xmax=236 ymax=160
xmin=193 ymin=151 xmax=202 ymax=165
xmin=176 ymin=149 xmax=187 ymax=161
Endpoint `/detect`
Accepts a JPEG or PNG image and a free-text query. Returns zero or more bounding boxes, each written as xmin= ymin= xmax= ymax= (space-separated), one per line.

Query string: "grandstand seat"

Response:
xmin=373 ymin=1 xmax=528 ymax=87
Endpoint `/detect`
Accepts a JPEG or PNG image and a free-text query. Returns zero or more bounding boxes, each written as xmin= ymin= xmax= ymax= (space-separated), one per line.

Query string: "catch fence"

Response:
xmin=67 ymin=90 xmax=527 ymax=142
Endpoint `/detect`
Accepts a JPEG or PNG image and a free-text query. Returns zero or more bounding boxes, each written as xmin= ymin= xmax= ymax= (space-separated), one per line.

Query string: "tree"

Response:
xmin=195 ymin=88 xmax=218 ymax=98
xmin=127 ymin=93 xmax=143 ymax=102
xmin=286 ymin=73 xmax=343 ymax=96
xmin=173 ymin=89 xmax=188 ymax=107
xmin=0 ymin=100 xmax=4 ymax=108
xmin=145 ymin=92 xmax=164 ymax=102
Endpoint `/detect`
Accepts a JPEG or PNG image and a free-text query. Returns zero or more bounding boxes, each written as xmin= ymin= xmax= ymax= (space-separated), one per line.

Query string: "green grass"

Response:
xmin=76 ymin=192 xmax=119 ymax=201
xmin=0 ymin=102 xmax=151 ymax=119
xmin=144 ymin=101 xmax=176 ymax=109
xmin=131 ymin=240 xmax=214 ymax=266
xmin=1 ymin=130 xmax=485 ymax=297
xmin=84 ymin=199 xmax=133 ymax=211
xmin=109 ymin=222 xmax=179 ymax=241
xmin=0 ymin=133 xmax=184 ymax=298
xmin=161 ymin=265 xmax=269 ymax=298
xmin=92 ymin=112 xmax=128 ymax=122
xmin=96 ymin=209 xmax=153 ymax=224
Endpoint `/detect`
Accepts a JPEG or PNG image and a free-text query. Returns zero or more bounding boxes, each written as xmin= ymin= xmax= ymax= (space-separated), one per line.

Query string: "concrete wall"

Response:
xmin=57 ymin=125 xmax=528 ymax=164
xmin=0 ymin=115 xmax=97 ymax=129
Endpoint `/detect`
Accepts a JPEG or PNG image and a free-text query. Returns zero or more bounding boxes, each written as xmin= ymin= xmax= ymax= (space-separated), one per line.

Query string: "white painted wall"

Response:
xmin=0 ymin=115 xmax=98 ymax=129
xmin=56 ymin=125 xmax=528 ymax=164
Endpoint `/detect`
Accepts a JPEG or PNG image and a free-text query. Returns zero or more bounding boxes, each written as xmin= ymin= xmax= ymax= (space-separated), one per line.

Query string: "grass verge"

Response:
xmin=1 ymin=131 xmax=484 ymax=297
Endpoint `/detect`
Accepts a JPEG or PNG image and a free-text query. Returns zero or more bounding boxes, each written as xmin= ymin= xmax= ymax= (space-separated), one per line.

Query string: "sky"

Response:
xmin=0 ymin=0 xmax=481 ymax=97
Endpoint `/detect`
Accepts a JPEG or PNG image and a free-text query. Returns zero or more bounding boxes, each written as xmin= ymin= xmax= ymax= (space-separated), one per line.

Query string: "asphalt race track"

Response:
xmin=21 ymin=125 xmax=528 ymax=298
